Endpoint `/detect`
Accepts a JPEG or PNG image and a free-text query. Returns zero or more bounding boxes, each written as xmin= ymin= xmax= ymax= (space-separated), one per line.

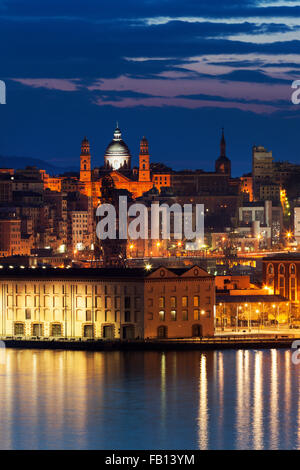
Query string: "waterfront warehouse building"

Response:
xmin=0 ymin=265 xmax=215 ymax=340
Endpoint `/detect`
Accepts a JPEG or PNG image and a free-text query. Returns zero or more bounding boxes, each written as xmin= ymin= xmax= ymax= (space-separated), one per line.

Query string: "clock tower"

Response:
xmin=80 ymin=137 xmax=91 ymax=182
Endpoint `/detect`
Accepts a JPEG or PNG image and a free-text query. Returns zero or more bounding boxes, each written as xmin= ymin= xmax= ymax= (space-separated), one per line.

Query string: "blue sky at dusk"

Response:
xmin=0 ymin=0 xmax=300 ymax=176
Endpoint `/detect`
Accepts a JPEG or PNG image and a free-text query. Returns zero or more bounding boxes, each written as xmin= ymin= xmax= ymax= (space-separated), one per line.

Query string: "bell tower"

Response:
xmin=80 ymin=137 xmax=91 ymax=182
xmin=215 ymin=128 xmax=231 ymax=176
xmin=139 ymin=136 xmax=151 ymax=182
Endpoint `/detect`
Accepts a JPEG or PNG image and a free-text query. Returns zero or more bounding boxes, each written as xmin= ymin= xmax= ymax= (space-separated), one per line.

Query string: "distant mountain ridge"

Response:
xmin=0 ymin=155 xmax=77 ymax=176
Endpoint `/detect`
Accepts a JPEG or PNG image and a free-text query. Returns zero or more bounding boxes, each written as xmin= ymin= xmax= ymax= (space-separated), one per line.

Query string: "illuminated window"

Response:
xmin=194 ymin=309 xmax=200 ymax=320
xmin=159 ymin=297 xmax=165 ymax=309
xmin=159 ymin=310 xmax=165 ymax=321
xmin=182 ymin=296 xmax=188 ymax=307
xmin=278 ymin=264 xmax=285 ymax=297
xmin=170 ymin=297 xmax=176 ymax=308
xmin=171 ymin=310 xmax=177 ymax=321
xmin=194 ymin=296 xmax=199 ymax=307
xmin=290 ymin=264 xmax=297 ymax=301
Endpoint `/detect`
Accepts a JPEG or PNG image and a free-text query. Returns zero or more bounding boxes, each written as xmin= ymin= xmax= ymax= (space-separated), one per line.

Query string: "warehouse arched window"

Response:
xmin=267 ymin=263 xmax=275 ymax=292
xmin=278 ymin=264 xmax=285 ymax=297
xmin=290 ymin=264 xmax=297 ymax=301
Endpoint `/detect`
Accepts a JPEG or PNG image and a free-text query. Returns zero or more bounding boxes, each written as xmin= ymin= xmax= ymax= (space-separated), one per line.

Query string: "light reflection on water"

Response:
xmin=0 ymin=348 xmax=299 ymax=450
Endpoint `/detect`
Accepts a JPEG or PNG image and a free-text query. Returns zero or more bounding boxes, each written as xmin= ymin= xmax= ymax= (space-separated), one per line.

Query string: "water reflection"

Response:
xmin=0 ymin=348 xmax=298 ymax=449
xmin=253 ymin=351 xmax=263 ymax=449
xmin=197 ymin=354 xmax=208 ymax=449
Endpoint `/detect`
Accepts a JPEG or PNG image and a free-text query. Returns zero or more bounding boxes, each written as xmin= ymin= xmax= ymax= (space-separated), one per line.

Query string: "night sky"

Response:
xmin=0 ymin=0 xmax=300 ymax=176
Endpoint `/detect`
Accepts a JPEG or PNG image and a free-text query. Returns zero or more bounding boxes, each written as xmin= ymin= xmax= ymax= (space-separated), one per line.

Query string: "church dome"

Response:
xmin=104 ymin=125 xmax=131 ymax=170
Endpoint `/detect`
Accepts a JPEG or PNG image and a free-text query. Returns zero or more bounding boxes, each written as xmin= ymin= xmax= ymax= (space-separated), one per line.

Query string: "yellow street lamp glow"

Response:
xmin=156 ymin=242 xmax=161 ymax=248
xmin=145 ymin=263 xmax=152 ymax=271
xmin=201 ymin=310 xmax=205 ymax=315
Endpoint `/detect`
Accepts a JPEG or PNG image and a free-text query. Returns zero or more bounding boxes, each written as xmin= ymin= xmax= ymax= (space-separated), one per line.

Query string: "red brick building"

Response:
xmin=263 ymin=253 xmax=300 ymax=302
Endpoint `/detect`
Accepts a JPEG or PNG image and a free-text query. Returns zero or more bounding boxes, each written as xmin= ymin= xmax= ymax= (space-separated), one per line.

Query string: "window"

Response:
xmin=290 ymin=264 xmax=296 ymax=275
xmin=84 ymin=325 xmax=93 ymax=338
xmin=25 ymin=308 xmax=31 ymax=320
xmin=194 ymin=296 xmax=199 ymax=307
xmin=268 ymin=264 xmax=274 ymax=275
xmin=125 ymin=296 xmax=131 ymax=309
xmin=125 ymin=311 xmax=131 ymax=322
xmin=86 ymin=310 xmax=92 ymax=322
xmin=171 ymin=310 xmax=177 ymax=321
xmin=279 ymin=264 xmax=285 ymax=275
xmin=182 ymin=310 xmax=188 ymax=321
xmin=148 ymin=312 xmax=153 ymax=320
xmin=159 ymin=310 xmax=165 ymax=321
xmin=170 ymin=297 xmax=176 ymax=309
xmin=159 ymin=297 xmax=165 ymax=309
xmin=51 ymin=324 xmax=62 ymax=337
xmin=194 ymin=309 xmax=200 ymax=320
xmin=278 ymin=264 xmax=285 ymax=297
xmin=32 ymin=323 xmax=43 ymax=337
xmin=14 ymin=323 xmax=24 ymax=336
xmin=182 ymin=296 xmax=188 ymax=307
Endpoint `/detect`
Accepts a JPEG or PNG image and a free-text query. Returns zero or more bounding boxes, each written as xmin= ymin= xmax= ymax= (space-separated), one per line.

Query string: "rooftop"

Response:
xmin=216 ymin=294 xmax=287 ymax=303
xmin=263 ymin=253 xmax=300 ymax=261
xmin=0 ymin=265 xmax=210 ymax=280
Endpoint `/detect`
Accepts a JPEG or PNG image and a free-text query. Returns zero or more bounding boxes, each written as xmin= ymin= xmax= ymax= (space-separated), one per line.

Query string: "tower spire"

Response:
xmin=220 ymin=127 xmax=226 ymax=157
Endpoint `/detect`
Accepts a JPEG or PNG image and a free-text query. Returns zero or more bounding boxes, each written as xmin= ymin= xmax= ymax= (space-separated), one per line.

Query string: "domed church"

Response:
xmin=104 ymin=125 xmax=131 ymax=170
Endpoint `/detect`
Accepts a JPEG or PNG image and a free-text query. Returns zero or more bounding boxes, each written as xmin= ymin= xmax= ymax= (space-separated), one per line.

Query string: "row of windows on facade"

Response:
xmin=8 ymin=308 xmax=139 ymax=323
xmin=5 ymin=295 xmax=140 ymax=309
xmin=148 ymin=309 xmax=211 ymax=322
xmin=267 ymin=263 xmax=297 ymax=275
xmin=13 ymin=323 xmax=98 ymax=337
xmin=4 ymin=284 xmax=141 ymax=295
xmin=155 ymin=295 xmax=211 ymax=309
xmin=267 ymin=263 xmax=297 ymax=300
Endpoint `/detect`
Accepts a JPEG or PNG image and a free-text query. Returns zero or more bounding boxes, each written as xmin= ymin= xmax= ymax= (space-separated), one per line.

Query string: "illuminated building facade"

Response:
xmin=0 ymin=265 xmax=214 ymax=339
xmin=263 ymin=253 xmax=300 ymax=302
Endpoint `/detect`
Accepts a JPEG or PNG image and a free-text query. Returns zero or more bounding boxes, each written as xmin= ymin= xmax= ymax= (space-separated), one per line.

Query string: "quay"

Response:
xmin=1 ymin=334 xmax=300 ymax=352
